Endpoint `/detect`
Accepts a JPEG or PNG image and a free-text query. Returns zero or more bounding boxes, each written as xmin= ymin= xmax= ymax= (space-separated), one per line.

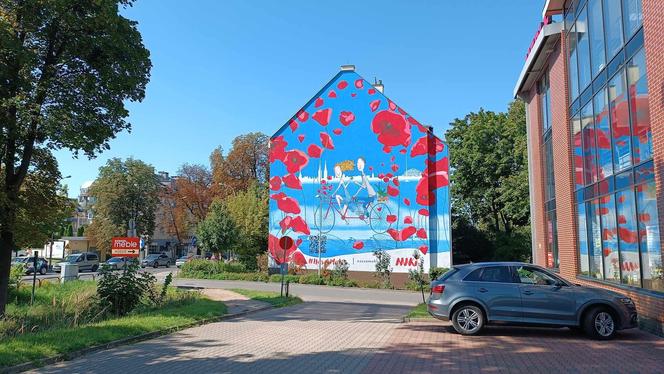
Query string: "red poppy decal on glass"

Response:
xmin=393 ymin=178 xmax=400 ymax=186
xmin=387 ymin=185 xmax=399 ymax=197
xmin=337 ymin=80 xmax=348 ymax=89
xmin=368 ymin=88 xmax=376 ymax=95
xmin=404 ymin=216 xmax=413 ymax=224
xmin=320 ymin=132 xmax=335 ymax=150
xmin=418 ymin=208 xmax=429 ymax=216
xmin=332 ymin=128 xmax=342 ymax=135
xmin=298 ymin=134 xmax=305 ymax=143
xmin=354 ymin=79 xmax=363 ymax=89
xmin=618 ymin=227 xmax=638 ymax=243
xmin=387 ymin=228 xmax=400 ymax=241
xmin=386 ymin=215 xmax=397 ymax=223
xmin=639 ymin=213 xmax=650 ymax=222
xmin=297 ymin=110 xmax=309 ymax=122
xmin=270 ymin=192 xmax=301 ymax=214
xmin=416 ymin=228 xmax=427 ymax=239
xmin=371 ymin=110 xmax=411 ymax=147
xmin=404 ymin=198 xmax=411 ymax=206
xmin=283 ymin=150 xmax=309 ymax=174
xmin=283 ymin=174 xmax=302 ymax=190
xmin=328 ymin=90 xmax=337 ymax=98
xmin=353 ymin=241 xmax=364 ymax=250
xmin=269 ymin=176 xmax=282 ymax=191
xmin=401 ymin=226 xmax=417 ymax=241
xmin=369 ymin=99 xmax=381 ymax=112
xmin=312 ymin=108 xmax=332 ymax=126
xmin=339 ymin=111 xmax=355 ymax=126
xmin=315 ymin=97 xmax=324 ymax=108
xmin=307 ymin=144 xmax=322 ymax=158
xmin=419 ymin=245 xmax=428 ymax=255
xmin=617 ymin=215 xmax=627 ymax=224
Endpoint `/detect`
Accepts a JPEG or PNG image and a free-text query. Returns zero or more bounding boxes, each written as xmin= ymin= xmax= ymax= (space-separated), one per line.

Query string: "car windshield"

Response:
xmin=63 ymin=255 xmax=81 ymax=262
xmin=12 ymin=257 xmax=28 ymax=263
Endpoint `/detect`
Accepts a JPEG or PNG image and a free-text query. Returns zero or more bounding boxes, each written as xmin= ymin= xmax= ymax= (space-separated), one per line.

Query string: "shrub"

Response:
xmin=256 ymin=253 xmax=269 ymax=273
xmin=326 ymin=277 xmax=357 ymax=287
xmin=97 ymin=263 xmax=156 ymax=316
xmin=8 ymin=264 xmax=24 ymax=296
xmin=269 ymin=274 xmax=300 ymax=283
xmin=373 ymin=250 xmax=392 ymax=288
xmin=298 ymin=273 xmax=325 ymax=285
xmin=429 ymin=267 xmax=449 ymax=281
xmin=223 ymin=262 xmax=247 ymax=273
xmin=331 ymin=260 xmax=349 ymax=280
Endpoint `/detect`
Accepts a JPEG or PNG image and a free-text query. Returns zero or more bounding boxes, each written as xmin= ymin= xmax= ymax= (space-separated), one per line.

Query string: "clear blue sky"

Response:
xmin=55 ymin=0 xmax=544 ymax=197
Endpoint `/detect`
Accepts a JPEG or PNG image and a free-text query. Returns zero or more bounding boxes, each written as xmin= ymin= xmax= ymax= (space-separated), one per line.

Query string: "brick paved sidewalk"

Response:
xmin=363 ymin=320 xmax=664 ymax=374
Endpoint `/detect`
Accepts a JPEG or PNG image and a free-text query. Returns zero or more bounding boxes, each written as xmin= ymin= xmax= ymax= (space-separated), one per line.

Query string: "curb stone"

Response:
xmin=1 ymin=304 xmax=274 ymax=374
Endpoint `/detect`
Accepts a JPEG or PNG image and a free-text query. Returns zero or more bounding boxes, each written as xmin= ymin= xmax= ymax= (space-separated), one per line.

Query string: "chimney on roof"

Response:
xmin=373 ymin=78 xmax=384 ymax=93
xmin=340 ymin=64 xmax=355 ymax=71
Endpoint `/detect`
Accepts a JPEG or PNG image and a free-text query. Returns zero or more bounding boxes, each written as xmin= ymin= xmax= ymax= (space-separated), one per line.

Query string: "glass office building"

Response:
xmin=515 ymin=0 xmax=664 ymax=335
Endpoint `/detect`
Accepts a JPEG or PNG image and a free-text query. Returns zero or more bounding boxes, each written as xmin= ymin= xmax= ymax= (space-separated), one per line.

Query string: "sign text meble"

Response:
xmin=111 ymin=237 xmax=140 ymax=258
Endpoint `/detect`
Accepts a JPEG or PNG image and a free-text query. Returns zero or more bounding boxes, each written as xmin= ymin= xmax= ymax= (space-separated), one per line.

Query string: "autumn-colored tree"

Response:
xmin=212 ymin=132 xmax=268 ymax=193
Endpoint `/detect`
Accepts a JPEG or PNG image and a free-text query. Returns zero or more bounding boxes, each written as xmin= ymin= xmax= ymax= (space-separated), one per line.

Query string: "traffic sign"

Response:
xmin=111 ymin=237 xmax=140 ymax=258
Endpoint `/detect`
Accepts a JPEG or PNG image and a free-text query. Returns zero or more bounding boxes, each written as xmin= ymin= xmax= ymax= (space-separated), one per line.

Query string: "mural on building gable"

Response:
xmin=268 ymin=70 xmax=450 ymax=273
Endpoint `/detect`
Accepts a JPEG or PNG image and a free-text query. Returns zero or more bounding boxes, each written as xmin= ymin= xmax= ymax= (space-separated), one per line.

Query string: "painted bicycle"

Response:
xmin=312 ymin=195 xmax=392 ymax=234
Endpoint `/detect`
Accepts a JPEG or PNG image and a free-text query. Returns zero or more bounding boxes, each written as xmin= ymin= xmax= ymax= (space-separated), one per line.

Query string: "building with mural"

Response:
xmin=268 ymin=66 xmax=450 ymax=281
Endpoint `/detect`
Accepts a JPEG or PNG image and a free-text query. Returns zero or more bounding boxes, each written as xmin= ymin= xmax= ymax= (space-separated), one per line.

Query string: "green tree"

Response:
xmin=446 ymin=100 xmax=530 ymax=261
xmin=87 ymin=158 xmax=160 ymax=257
xmin=76 ymin=225 xmax=85 ymax=236
xmin=225 ymin=181 xmax=268 ymax=270
xmin=197 ymin=200 xmax=237 ymax=258
xmin=0 ymin=0 xmax=150 ymax=315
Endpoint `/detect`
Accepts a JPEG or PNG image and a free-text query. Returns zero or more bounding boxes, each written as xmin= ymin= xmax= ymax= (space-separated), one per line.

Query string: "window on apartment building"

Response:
xmin=539 ymin=73 xmax=552 ymax=133
xmin=576 ymin=4 xmax=592 ymax=91
xmin=541 ymin=70 xmax=558 ymax=268
xmin=567 ymin=0 xmax=661 ymax=292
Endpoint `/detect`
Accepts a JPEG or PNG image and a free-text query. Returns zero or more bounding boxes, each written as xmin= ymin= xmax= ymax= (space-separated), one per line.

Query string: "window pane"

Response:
xmin=578 ymin=202 xmax=590 ymax=275
xmin=616 ymin=189 xmax=640 ymax=286
xmin=546 ymin=210 xmax=559 ymax=268
xmin=609 ymin=70 xmax=631 ymax=172
xmin=540 ymin=74 xmax=552 ymax=132
xmin=545 ymin=139 xmax=556 ymax=200
xmin=572 ymin=114 xmax=584 ymax=190
xmin=600 ymin=194 xmax=619 ymax=281
xmin=627 ymin=48 xmax=652 ymax=164
xmin=588 ymin=199 xmax=604 ymax=279
xmin=581 ymin=102 xmax=597 ymax=184
xmin=588 ymin=0 xmax=606 ymax=76
xmin=479 ymin=266 xmax=514 ymax=283
xmin=603 ymin=0 xmax=624 ymax=59
xmin=568 ymin=26 xmax=580 ymax=101
xmin=622 ymin=0 xmax=643 ymax=40
xmin=576 ymin=5 xmax=592 ymax=91
xmin=637 ymin=182 xmax=663 ymax=292
xmin=594 ymin=88 xmax=613 ymax=179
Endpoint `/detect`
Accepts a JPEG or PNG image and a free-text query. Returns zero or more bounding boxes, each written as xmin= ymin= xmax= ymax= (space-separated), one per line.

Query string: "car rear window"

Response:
xmin=435 ymin=267 xmax=459 ymax=281
xmin=464 ymin=266 xmax=514 ymax=283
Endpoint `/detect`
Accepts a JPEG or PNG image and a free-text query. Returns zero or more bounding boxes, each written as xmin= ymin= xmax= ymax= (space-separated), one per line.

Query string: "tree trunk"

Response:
xmin=0 ymin=214 xmax=16 ymax=317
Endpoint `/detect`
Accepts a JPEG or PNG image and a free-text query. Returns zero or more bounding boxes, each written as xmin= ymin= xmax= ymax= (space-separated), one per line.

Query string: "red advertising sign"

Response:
xmin=111 ymin=237 xmax=140 ymax=258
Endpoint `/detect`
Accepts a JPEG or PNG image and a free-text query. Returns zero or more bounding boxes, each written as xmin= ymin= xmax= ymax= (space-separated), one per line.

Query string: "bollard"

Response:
xmin=285 ymin=280 xmax=290 ymax=297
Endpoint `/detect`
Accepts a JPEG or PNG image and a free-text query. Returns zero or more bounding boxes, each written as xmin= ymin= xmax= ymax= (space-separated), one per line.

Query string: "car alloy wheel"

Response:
xmin=594 ymin=312 xmax=615 ymax=337
xmin=452 ymin=305 xmax=484 ymax=335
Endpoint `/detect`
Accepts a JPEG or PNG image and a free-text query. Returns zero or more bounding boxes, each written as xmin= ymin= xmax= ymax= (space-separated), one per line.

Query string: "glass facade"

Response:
xmin=566 ymin=0 xmax=662 ymax=292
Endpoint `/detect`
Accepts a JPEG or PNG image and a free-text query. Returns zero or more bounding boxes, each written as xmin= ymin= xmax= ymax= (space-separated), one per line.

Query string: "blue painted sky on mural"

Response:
xmin=55 ymin=0 xmax=544 ymax=196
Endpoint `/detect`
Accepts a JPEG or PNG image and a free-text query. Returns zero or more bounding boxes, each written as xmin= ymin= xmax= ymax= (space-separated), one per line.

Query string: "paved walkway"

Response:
xmin=29 ymin=280 xmax=664 ymax=374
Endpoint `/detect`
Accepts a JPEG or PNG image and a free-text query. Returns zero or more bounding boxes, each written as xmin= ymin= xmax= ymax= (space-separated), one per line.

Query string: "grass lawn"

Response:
xmin=229 ymin=288 xmax=303 ymax=308
xmin=0 ymin=282 xmax=227 ymax=369
xmin=407 ymin=303 xmax=433 ymax=319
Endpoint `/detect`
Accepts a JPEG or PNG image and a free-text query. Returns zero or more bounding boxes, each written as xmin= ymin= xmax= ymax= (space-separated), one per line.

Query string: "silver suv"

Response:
xmin=53 ymin=252 xmax=100 ymax=273
xmin=427 ymin=262 xmax=637 ymax=340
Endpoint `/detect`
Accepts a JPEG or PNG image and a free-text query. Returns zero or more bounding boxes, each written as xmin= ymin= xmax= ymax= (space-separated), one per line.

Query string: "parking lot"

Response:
xmin=31 ymin=280 xmax=664 ymax=374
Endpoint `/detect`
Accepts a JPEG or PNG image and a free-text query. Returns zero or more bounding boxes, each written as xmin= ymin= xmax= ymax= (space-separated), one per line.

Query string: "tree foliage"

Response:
xmin=212 ymin=132 xmax=269 ymax=193
xmin=446 ymin=100 xmax=531 ymax=262
xmin=0 ymin=0 xmax=151 ymax=315
xmin=225 ymin=181 xmax=268 ymax=269
xmin=196 ymin=199 xmax=237 ymax=256
xmin=88 ymin=158 xmax=160 ymax=256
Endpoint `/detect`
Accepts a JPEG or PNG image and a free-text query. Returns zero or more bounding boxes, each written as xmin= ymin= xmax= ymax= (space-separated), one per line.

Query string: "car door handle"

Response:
xmin=478 ymin=288 xmax=488 ymax=293
xmin=523 ymin=290 xmax=534 ymax=295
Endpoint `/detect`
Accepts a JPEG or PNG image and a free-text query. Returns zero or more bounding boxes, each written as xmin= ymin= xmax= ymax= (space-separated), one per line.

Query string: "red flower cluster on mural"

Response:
xmin=270 ymin=192 xmax=301 ymax=214
xmin=269 ymin=176 xmax=282 ymax=191
xmin=308 ymin=144 xmax=322 ymax=158
xmin=339 ymin=111 xmax=355 ymax=126
xmin=283 ymin=174 xmax=302 ymax=190
xmin=320 ymin=132 xmax=335 ymax=149
xmin=371 ymin=110 xmax=411 ymax=148
xmin=283 ymin=150 xmax=309 ymax=174
xmin=312 ymin=108 xmax=332 ymax=126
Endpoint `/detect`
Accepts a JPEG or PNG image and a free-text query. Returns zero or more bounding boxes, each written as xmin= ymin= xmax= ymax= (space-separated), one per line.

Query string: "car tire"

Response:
xmin=153 ymin=262 xmax=159 ymax=268
xmin=451 ymin=305 xmax=484 ymax=336
xmin=39 ymin=267 xmax=46 ymax=275
xmin=91 ymin=265 xmax=99 ymax=272
xmin=165 ymin=262 xmax=169 ymax=268
xmin=583 ymin=307 xmax=617 ymax=340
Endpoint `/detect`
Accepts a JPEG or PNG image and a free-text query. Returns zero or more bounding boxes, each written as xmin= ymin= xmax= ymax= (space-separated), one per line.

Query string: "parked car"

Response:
xmin=427 ymin=262 xmax=637 ymax=340
xmin=12 ymin=256 xmax=48 ymax=275
xmin=141 ymin=253 xmax=170 ymax=268
xmin=53 ymin=252 xmax=100 ymax=273
xmin=104 ymin=256 xmax=137 ymax=270
xmin=175 ymin=255 xmax=201 ymax=268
